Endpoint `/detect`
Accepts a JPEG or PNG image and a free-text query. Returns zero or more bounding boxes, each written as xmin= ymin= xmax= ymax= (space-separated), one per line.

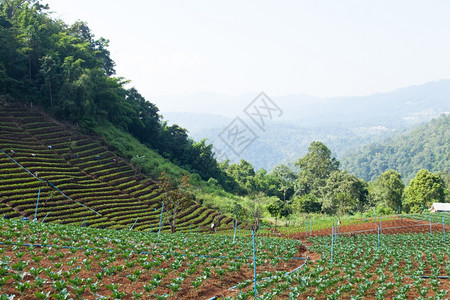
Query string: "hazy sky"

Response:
xmin=44 ymin=0 xmax=450 ymax=111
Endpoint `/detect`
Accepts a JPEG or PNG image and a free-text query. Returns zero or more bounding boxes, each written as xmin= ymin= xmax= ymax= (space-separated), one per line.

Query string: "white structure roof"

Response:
xmin=429 ymin=203 xmax=450 ymax=212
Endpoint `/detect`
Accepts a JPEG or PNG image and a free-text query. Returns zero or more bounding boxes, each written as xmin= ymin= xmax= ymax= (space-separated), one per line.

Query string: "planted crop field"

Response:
xmin=1 ymin=216 xmax=449 ymax=299
xmin=0 ymin=106 xmax=232 ymax=231
xmin=0 ymin=218 xmax=305 ymax=299
xmin=287 ymin=217 xmax=450 ymax=240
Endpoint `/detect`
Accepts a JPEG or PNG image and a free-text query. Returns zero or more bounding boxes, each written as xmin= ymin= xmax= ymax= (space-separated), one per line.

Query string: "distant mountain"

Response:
xmin=275 ymin=80 xmax=450 ymax=127
xmin=162 ymin=80 xmax=450 ymax=171
xmin=341 ymin=114 xmax=450 ymax=183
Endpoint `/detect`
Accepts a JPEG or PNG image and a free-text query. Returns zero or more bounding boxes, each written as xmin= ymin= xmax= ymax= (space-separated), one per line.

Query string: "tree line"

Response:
xmin=341 ymin=114 xmax=449 ymax=183
xmin=220 ymin=141 xmax=448 ymax=225
xmin=0 ymin=0 xmax=228 ymax=184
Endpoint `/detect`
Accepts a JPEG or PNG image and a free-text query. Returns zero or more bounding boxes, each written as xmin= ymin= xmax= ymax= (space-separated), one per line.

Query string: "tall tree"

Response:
xmin=247 ymin=192 xmax=264 ymax=233
xmin=225 ymin=159 xmax=256 ymax=195
xmin=267 ymin=201 xmax=281 ymax=228
xmin=295 ymin=141 xmax=340 ymax=197
xmin=158 ymin=172 xmax=193 ymax=233
xmin=271 ymin=164 xmax=296 ymax=201
xmin=436 ymin=171 xmax=450 ymax=203
xmin=404 ymin=169 xmax=446 ymax=213
xmin=0 ymin=0 xmax=229 ymax=187
xmin=232 ymin=202 xmax=245 ymax=226
xmin=321 ymin=170 xmax=368 ymax=217
xmin=371 ymin=169 xmax=404 ymax=211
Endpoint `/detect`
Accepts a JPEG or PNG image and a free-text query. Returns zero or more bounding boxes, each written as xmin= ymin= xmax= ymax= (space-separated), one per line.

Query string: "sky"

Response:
xmin=44 ymin=0 xmax=450 ymax=113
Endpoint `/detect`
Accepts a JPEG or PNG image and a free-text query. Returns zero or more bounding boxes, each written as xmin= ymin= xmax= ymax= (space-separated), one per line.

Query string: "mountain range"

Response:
xmin=161 ymin=80 xmax=450 ymax=172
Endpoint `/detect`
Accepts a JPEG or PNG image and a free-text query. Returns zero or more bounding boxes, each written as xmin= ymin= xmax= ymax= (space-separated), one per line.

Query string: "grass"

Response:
xmin=93 ymin=121 xmax=188 ymax=179
xmin=93 ymin=121 xmax=256 ymax=221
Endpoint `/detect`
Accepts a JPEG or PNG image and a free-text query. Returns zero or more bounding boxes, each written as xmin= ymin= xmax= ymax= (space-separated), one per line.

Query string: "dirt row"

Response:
xmin=287 ymin=217 xmax=450 ymax=241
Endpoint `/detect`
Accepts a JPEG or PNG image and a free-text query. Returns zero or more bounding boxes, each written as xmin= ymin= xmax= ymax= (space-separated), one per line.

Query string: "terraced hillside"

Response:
xmin=0 ymin=105 xmax=232 ymax=231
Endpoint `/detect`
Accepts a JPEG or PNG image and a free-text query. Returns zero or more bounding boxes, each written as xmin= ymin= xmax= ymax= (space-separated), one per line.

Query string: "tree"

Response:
xmin=436 ymin=171 xmax=450 ymax=203
xmin=295 ymin=141 xmax=339 ymax=197
xmin=247 ymin=192 xmax=264 ymax=233
xmin=225 ymin=159 xmax=256 ymax=195
xmin=0 ymin=0 xmax=240 ymax=188
xmin=271 ymin=164 xmax=296 ymax=201
xmin=321 ymin=170 xmax=368 ymax=217
xmin=39 ymin=53 xmax=60 ymax=107
xmin=293 ymin=194 xmax=321 ymax=214
xmin=371 ymin=169 xmax=404 ymax=211
xmin=404 ymin=169 xmax=446 ymax=213
xmin=341 ymin=114 xmax=450 ymax=183
xmin=231 ymin=202 xmax=245 ymax=228
xmin=267 ymin=202 xmax=281 ymax=228
xmin=279 ymin=202 xmax=292 ymax=227
xmin=158 ymin=173 xmax=193 ymax=233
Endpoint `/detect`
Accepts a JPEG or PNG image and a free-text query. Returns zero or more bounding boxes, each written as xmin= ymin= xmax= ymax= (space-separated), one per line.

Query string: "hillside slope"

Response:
xmin=341 ymin=114 xmax=450 ymax=182
xmin=0 ymin=105 xmax=232 ymax=231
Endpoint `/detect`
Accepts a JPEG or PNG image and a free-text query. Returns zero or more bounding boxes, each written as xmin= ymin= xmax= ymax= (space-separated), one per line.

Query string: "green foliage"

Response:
xmin=0 ymin=217 xmax=305 ymax=297
xmin=271 ymin=164 xmax=296 ymax=201
xmin=0 ymin=1 xmax=226 ymax=186
xmin=293 ymin=194 xmax=321 ymax=214
xmin=375 ymin=202 xmax=395 ymax=216
xmin=93 ymin=122 xmax=187 ymax=179
xmin=223 ymin=159 xmax=256 ymax=195
xmin=404 ymin=169 xmax=446 ymax=213
xmin=371 ymin=169 xmax=404 ymax=211
xmin=158 ymin=172 xmax=193 ymax=233
xmin=267 ymin=202 xmax=281 ymax=227
xmin=436 ymin=171 xmax=450 ymax=202
xmin=342 ymin=114 xmax=450 ymax=182
xmin=295 ymin=141 xmax=340 ymax=197
xmin=321 ymin=170 xmax=368 ymax=216
xmin=232 ymin=202 xmax=245 ymax=222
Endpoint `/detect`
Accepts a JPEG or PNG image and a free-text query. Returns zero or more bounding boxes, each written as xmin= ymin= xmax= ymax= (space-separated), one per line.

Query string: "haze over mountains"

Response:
xmin=162 ymin=80 xmax=450 ymax=171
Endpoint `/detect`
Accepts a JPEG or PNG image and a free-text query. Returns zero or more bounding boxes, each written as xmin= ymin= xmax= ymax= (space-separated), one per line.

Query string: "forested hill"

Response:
xmin=0 ymin=1 xmax=230 ymax=187
xmin=341 ymin=114 xmax=450 ymax=183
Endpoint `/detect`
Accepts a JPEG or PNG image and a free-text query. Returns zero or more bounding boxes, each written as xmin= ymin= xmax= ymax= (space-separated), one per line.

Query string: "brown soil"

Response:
xmin=0 ymin=242 xmax=308 ymax=300
xmin=1 ymin=217 xmax=448 ymax=299
xmin=287 ymin=217 xmax=450 ymax=241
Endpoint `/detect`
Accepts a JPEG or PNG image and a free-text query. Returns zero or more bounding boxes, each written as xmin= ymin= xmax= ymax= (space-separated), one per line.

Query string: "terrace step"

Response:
xmin=0 ymin=105 xmax=224 ymax=231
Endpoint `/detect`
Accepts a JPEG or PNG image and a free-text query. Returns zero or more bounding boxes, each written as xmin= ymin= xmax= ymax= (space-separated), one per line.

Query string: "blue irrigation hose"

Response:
xmin=330 ymin=224 xmax=334 ymax=265
xmin=252 ymin=228 xmax=257 ymax=300
xmin=130 ymin=217 xmax=139 ymax=231
xmin=34 ymin=187 xmax=41 ymax=220
xmin=377 ymin=224 xmax=380 ymax=250
xmin=42 ymin=212 xmax=50 ymax=223
xmin=48 ymin=182 xmax=101 ymax=216
xmin=430 ymin=215 xmax=432 ymax=234
xmin=408 ymin=275 xmax=449 ymax=279
xmin=207 ymin=256 xmax=310 ymax=300
xmin=233 ymin=220 xmax=237 ymax=243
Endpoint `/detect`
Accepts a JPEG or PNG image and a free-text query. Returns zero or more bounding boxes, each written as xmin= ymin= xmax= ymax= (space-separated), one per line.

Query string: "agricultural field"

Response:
xmin=1 ymin=216 xmax=449 ymax=299
xmin=287 ymin=216 xmax=450 ymax=239
xmin=0 ymin=106 xmax=232 ymax=232
xmin=0 ymin=218 xmax=305 ymax=299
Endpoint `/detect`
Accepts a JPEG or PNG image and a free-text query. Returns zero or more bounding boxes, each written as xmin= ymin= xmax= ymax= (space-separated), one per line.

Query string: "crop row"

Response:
xmin=0 ymin=218 xmax=303 ymax=299
xmin=1 ymin=106 xmax=229 ymax=232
